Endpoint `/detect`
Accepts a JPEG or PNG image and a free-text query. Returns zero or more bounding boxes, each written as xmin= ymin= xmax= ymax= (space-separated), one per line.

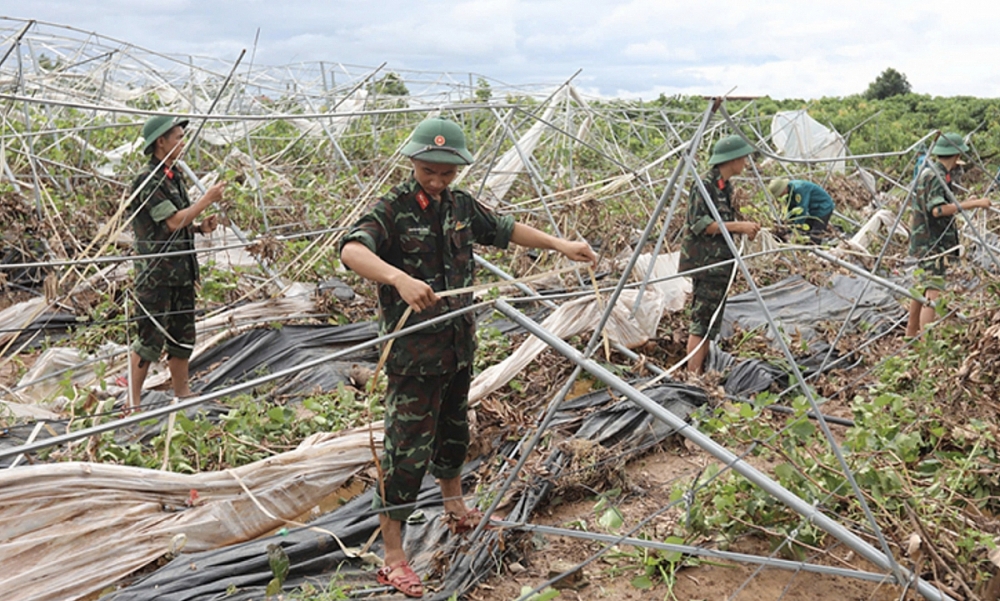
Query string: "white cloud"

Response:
xmin=12 ymin=0 xmax=1000 ymax=99
xmin=622 ymin=40 xmax=696 ymax=62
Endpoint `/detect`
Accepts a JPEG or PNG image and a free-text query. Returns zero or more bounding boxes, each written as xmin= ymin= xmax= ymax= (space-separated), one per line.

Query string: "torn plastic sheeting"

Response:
xmin=722 ymin=274 xmax=903 ymax=342
xmin=14 ymin=342 xmax=127 ymax=405
xmin=112 ymin=382 xmax=703 ymax=601
xmin=833 ymin=209 xmax=909 ymax=257
xmin=0 ymin=426 xmax=384 ymax=601
xmin=632 ymin=251 xmax=691 ymax=313
xmin=553 ymin=380 xmax=707 ymax=448
xmin=720 ymin=341 xmax=841 ymax=398
xmin=142 ymin=293 xmax=329 ymax=390
xmin=770 ymin=110 xmax=847 ymax=173
xmin=2 ymin=323 xmax=380 ymax=465
xmin=723 ymin=358 xmax=788 ymax=397
xmin=470 ymin=288 xmax=666 ymax=402
xmin=0 ymin=298 xmax=73 ymax=350
xmin=119 ymin=323 xmax=381 ymax=446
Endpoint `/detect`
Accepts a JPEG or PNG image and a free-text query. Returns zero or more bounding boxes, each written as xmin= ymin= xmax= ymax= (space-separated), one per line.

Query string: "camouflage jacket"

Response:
xmin=909 ymin=160 xmax=958 ymax=258
xmin=130 ymin=159 xmax=198 ymax=289
xmin=678 ymin=168 xmax=737 ymax=281
xmin=341 ymin=177 xmax=515 ymax=376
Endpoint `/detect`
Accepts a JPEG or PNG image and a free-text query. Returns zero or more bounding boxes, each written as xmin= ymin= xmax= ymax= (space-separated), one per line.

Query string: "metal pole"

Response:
xmin=493 ymin=298 xmax=951 ymax=601
xmin=0 ymin=302 xmax=481 ymax=462
xmin=464 ymin=101 xmax=719 ymax=546
xmin=0 ymin=20 xmax=33 ymax=69
xmin=507 ymin=521 xmax=892 ymax=584
xmin=679 ymin=113 xmax=906 ymax=582
xmin=810 ymin=248 xmax=934 ymax=306
xmin=175 ymin=159 xmax=283 ymax=287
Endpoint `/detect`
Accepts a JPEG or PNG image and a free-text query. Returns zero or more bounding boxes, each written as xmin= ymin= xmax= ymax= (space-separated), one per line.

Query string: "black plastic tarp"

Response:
xmin=109 ymin=381 xmax=706 ymax=601
xmin=722 ymin=274 xmax=904 ymax=341
xmin=0 ymin=323 xmax=382 ymax=466
xmin=189 ymin=322 xmax=380 ymax=398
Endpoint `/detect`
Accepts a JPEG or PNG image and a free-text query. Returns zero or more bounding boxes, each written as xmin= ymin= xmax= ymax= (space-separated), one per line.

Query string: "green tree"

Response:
xmin=864 ymin=68 xmax=912 ymax=100
xmin=369 ymin=72 xmax=409 ymax=97
xmin=475 ymin=77 xmax=492 ymax=103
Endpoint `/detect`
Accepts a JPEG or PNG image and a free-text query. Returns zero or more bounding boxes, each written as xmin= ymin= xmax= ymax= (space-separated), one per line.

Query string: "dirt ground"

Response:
xmin=473 ymin=440 xmax=910 ymax=601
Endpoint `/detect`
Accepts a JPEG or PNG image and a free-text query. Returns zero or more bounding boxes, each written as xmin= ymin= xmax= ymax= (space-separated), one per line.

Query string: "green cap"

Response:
xmin=931 ymin=132 xmax=968 ymax=157
xmin=142 ymin=115 xmax=188 ymax=155
xmin=708 ymin=134 xmax=756 ymax=166
xmin=768 ymin=178 xmax=790 ymax=198
xmin=400 ymin=117 xmax=474 ymax=165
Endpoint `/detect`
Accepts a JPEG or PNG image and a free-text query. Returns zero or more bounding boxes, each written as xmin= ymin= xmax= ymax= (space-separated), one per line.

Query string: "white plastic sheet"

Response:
xmin=15 ymin=342 xmax=126 ymax=405
xmin=632 ymin=251 xmax=691 ymax=313
xmin=470 ymin=252 xmax=693 ymax=402
xmin=834 ymin=209 xmax=909 ymax=257
xmin=470 ymin=288 xmax=665 ymax=402
xmin=479 ymin=85 xmax=588 ymax=207
xmin=0 ymin=425 xmax=383 ymax=601
xmin=771 ymin=110 xmax=847 ymax=173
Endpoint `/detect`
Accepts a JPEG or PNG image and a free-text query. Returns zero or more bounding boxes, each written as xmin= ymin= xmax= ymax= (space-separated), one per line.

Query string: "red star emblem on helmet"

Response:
xmin=434 ymin=135 xmax=446 ymax=146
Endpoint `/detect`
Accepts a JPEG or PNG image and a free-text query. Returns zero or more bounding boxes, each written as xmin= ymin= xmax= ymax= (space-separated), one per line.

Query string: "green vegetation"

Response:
xmin=50 ymin=383 xmax=383 ymax=472
xmin=7 ymin=74 xmax=1000 ymax=600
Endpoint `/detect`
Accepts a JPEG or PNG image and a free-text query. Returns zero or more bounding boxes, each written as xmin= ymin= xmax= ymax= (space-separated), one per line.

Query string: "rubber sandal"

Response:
xmin=443 ymin=508 xmax=500 ymax=535
xmin=376 ymin=560 xmax=423 ymax=598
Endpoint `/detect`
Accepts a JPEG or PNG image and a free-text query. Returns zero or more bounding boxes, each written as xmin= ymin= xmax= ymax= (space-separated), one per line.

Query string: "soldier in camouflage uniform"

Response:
xmin=127 ymin=116 xmax=224 ymax=412
xmin=341 ymin=117 xmax=595 ymax=598
xmin=679 ymin=135 xmax=761 ymax=374
xmin=905 ymin=132 xmax=991 ymax=337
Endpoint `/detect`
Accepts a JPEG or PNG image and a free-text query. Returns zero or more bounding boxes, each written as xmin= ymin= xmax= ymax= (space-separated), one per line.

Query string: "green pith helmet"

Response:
xmin=932 ymin=132 xmax=969 ymax=157
xmin=142 ymin=115 xmax=189 ymax=155
xmin=708 ymin=134 xmax=756 ymax=166
xmin=400 ymin=117 xmax=474 ymax=165
xmin=768 ymin=178 xmax=790 ymax=198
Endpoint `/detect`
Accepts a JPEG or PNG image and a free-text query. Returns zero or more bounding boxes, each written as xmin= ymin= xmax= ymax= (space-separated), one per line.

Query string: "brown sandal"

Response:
xmin=443 ymin=508 xmax=500 ymax=535
xmin=376 ymin=560 xmax=423 ymax=598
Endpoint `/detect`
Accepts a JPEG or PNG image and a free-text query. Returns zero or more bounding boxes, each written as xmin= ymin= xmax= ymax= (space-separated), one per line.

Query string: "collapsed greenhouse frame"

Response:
xmin=2 ymin=16 xmax=999 ymax=601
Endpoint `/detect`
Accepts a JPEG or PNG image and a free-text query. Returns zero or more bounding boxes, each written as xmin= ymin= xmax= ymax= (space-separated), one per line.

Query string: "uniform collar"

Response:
xmin=149 ymin=158 xmax=178 ymax=181
xmin=710 ymin=167 xmax=729 ymax=192
xmin=408 ymin=174 xmax=449 ymax=211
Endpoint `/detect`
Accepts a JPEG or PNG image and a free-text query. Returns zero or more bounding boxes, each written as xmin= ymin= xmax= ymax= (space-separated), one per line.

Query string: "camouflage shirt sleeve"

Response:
xmin=925 ymin=174 xmax=950 ymax=212
xmin=341 ymin=198 xmax=392 ymax=256
xmin=466 ymin=193 xmax=515 ymax=249
xmin=915 ymin=164 xmax=950 ymax=214
xmin=687 ymin=177 xmax=719 ymax=235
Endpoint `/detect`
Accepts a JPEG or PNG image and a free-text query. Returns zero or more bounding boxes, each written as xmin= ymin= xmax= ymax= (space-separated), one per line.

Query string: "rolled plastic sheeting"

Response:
xmin=0 ymin=426 xmax=384 ymax=601
xmin=111 ymin=382 xmax=705 ymax=601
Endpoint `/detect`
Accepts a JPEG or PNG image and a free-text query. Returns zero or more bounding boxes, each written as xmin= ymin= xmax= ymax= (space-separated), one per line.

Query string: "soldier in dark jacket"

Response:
xmin=768 ymin=177 xmax=835 ymax=243
xmin=905 ymin=132 xmax=991 ymax=336
xmin=678 ymin=135 xmax=761 ymax=374
xmin=127 ymin=116 xmax=224 ymax=412
xmin=341 ymin=117 xmax=595 ymax=598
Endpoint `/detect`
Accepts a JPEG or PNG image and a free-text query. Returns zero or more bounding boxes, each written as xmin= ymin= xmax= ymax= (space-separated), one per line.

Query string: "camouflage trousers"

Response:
xmin=132 ymin=284 xmax=196 ymax=363
xmin=374 ymin=367 xmax=471 ymax=521
xmin=915 ymin=253 xmax=953 ymax=292
xmin=688 ymin=276 xmax=728 ymax=339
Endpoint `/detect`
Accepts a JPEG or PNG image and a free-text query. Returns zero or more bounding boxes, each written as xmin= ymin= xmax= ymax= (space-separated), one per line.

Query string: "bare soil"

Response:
xmin=475 ymin=442 xmax=911 ymax=601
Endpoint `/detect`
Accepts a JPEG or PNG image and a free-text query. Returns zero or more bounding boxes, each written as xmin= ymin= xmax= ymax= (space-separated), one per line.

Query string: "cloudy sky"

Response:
xmin=15 ymin=0 xmax=1000 ymax=100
